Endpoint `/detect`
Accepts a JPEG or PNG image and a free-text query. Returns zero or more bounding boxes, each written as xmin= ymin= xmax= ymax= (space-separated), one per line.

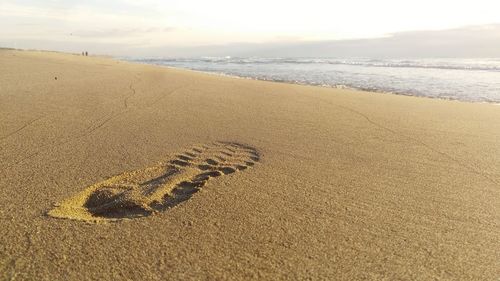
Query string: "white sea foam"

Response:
xmin=126 ymin=57 xmax=500 ymax=103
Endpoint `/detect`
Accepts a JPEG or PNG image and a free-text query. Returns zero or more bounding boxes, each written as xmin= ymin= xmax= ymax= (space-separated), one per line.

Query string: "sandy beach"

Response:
xmin=1 ymin=49 xmax=499 ymax=280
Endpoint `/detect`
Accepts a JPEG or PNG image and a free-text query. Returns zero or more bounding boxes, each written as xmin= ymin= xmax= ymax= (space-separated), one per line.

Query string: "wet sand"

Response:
xmin=0 ymin=49 xmax=499 ymax=280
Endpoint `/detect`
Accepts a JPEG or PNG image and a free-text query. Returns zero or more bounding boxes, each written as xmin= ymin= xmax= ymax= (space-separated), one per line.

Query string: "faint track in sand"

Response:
xmin=0 ymin=116 xmax=45 ymax=142
xmin=334 ymin=103 xmax=500 ymax=187
xmin=3 ymin=75 xmax=190 ymax=170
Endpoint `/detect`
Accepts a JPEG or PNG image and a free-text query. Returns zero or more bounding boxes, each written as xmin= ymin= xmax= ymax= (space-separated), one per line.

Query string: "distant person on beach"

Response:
xmin=85 ymin=51 xmax=88 ymax=56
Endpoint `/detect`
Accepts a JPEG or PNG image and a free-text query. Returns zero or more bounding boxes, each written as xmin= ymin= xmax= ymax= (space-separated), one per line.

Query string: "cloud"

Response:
xmin=73 ymin=27 xmax=175 ymax=38
xmin=0 ymin=1 xmax=166 ymax=30
xmin=2 ymin=1 xmax=500 ymax=56
xmin=126 ymin=24 xmax=500 ymax=58
xmin=0 ymin=1 xmax=177 ymax=46
xmin=4 ymin=23 xmax=500 ymax=57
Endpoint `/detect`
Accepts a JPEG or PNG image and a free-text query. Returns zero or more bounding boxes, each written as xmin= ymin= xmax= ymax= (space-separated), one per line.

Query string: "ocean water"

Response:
xmin=128 ymin=57 xmax=500 ymax=103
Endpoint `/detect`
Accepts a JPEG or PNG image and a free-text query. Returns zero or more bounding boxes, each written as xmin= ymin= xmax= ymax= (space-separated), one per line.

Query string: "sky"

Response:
xmin=1 ymin=0 xmax=500 ymax=56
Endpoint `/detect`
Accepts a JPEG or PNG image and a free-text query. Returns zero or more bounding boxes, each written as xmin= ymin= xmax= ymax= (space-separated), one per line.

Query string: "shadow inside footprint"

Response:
xmin=219 ymin=167 xmax=236 ymax=174
xmin=205 ymin=159 xmax=219 ymax=165
xmin=85 ymin=188 xmax=152 ymax=219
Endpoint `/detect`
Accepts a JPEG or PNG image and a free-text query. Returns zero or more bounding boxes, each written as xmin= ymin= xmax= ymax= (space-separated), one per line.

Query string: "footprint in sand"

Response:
xmin=48 ymin=141 xmax=260 ymax=222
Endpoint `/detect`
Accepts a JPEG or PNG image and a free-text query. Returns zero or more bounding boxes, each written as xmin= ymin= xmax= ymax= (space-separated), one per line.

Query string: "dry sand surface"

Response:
xmin=0 ymin=50 xmax=499 ymax=280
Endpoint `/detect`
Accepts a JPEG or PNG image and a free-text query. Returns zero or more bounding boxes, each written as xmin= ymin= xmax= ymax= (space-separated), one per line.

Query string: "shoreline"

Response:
xmin=122 ymin=57 xmax=500 ymax=106
xmin=3 ymin=48 xmax=497 ymax=105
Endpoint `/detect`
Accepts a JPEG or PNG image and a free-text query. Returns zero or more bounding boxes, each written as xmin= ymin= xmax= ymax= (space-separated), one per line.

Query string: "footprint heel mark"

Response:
xmin=48 ymin=141 xmax=260 ymax=222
